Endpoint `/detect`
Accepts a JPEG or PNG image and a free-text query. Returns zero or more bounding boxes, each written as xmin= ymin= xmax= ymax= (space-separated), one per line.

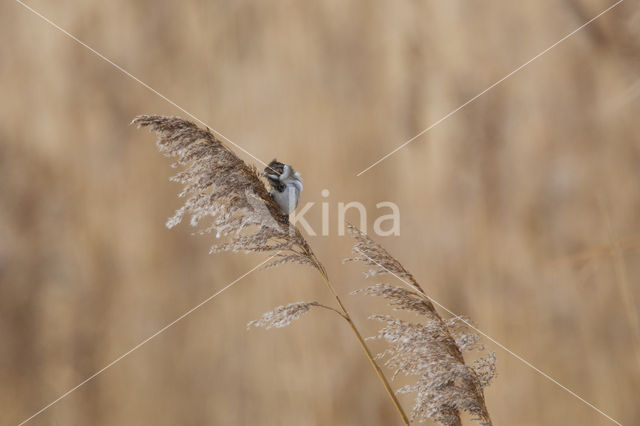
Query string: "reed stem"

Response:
xmin=312 ymin=258 xmax=410 ymax=425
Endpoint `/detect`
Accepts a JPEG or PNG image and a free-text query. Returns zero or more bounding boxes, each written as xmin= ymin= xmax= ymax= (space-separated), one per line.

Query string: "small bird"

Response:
xmin=262 ymin=159 xmax=303 ymax=216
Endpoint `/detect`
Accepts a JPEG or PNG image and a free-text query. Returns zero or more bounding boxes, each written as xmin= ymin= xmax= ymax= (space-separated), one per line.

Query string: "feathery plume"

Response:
xmin=133 ymin=115 xmax=318 ymax=270
xmin=344 ymin=223 xmax=424 ymax=293
xmin=346 ymin=224 xmax=494 ymax=426
xmin=352 ymin=283 xmax=434 ymax=315
xmin=247 ymin=301 xmax=319 ymax=330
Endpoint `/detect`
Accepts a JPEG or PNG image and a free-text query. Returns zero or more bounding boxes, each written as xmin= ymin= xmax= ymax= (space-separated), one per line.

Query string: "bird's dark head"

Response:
xmin=262 ymin=158 xmax=284 ymax=183
xmin=262 ymin=159 xmax=285 ymax=179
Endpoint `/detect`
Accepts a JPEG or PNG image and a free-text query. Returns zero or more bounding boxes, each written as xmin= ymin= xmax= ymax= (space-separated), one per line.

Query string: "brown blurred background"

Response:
xmin=2 ymin=0 xmax=640 ymax=425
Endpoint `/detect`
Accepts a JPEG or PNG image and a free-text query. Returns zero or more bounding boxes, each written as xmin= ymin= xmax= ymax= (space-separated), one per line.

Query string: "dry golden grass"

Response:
xmin=131 ymin=115 xmax=494 ymax=424
xmin=1 ymin=0 xmax=640 ymax=425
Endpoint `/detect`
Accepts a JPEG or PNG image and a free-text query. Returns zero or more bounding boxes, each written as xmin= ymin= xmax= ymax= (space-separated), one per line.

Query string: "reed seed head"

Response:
xmin=344 ymin=223 xmax=425 ymax=294
xmin=133 ymin=115 xmax=318 ymax=270
xmin=346 ymin=225 xmax=495 ymax=426
xmin=247 ymin=301 xmax=319 ymax=330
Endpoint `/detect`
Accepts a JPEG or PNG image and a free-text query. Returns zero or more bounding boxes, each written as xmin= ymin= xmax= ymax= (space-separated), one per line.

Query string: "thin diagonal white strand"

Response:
xmin=13 ymin=0 xmax=269 ymax=169
xmin=354 ymin=248 xmax=623 ymax=426
xmin=356 ymin=0 xmax=624 ymax=176
xmin=17 ymin=254 xmax=277 ymax=426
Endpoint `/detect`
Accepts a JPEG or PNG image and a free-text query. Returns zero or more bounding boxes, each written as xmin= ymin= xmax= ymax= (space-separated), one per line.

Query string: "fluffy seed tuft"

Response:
xmin=347 ymin=225 xmax=494 ymax=426
xmin=133 ymin=115 xmax=319 ymax=270
xmin=247 ymin=301 xmax=319 ymax=330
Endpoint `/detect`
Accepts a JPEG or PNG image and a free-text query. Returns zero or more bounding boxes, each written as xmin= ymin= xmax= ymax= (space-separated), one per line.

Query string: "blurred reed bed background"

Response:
xmin=1 ymin=0 xmax=639 ymax=424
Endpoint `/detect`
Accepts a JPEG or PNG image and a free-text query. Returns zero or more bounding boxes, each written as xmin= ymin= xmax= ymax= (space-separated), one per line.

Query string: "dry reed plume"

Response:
xmin=131 ymin=115 xmax=315 ymax=270
xmin=135 ymin=115 xmax=494 ymax=425
xmin=346 ymin=225 xmax=495 ymax=425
